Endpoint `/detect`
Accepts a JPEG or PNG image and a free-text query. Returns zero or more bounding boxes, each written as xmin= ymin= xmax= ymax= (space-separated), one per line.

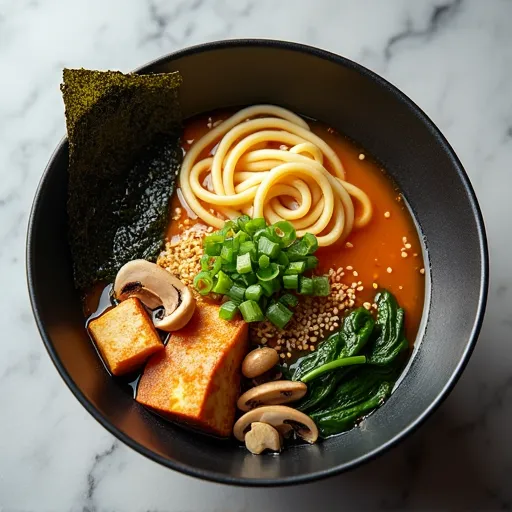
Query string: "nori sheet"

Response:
xmin=61 ymin=68 xmax=183 ymax=289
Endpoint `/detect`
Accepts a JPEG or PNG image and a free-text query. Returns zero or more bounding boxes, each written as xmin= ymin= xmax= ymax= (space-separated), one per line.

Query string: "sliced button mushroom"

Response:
xmin=233 ymin=405 xmax=319 ymax=444
xmin=237 ymin=381 xmax=307 ymax=411
xmin=251 ymin=367 xmax=282 ymax=387
xmin=245 ymin=422 xmax=282 ymax=454
xmin=114 ymin=259 xmax=196 ymax=332
xmin=242 ymin=347 xmax=279 ymax=379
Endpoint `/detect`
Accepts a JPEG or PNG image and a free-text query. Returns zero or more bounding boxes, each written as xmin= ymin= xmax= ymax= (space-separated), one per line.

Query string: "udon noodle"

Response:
xmin=179 ymin=105 xmax=372 ymax=246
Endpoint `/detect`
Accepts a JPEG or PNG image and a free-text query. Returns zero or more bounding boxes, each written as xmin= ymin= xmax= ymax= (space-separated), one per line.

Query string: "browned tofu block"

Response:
xmin=88 ymin=297 xmax=164 ymax=376
xmin=136 ymin=301 xmax=248 ymax=437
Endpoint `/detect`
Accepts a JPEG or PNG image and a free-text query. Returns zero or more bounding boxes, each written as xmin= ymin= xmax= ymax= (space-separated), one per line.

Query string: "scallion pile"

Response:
xmin=193 ymin=216 xmax=330 ymax=328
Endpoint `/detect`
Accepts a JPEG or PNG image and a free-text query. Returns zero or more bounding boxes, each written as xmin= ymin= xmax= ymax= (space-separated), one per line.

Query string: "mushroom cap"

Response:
xmin=237 ymin=381 xmax=308 ymax=412
xmin=233 ymin=405 xmax=319 ymax=444
xmin=244 ymin=422 xmax=282 ymax=455
xmin=241 ymin=347 xmax=279 ymax=379
xmin=114 ymin=259 xmax=196 ymax=332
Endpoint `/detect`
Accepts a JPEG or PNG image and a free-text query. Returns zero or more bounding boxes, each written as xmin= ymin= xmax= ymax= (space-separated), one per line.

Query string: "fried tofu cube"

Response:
xmin=88 ymin=297 xmax=164 ymax=376
xmin=136 ymin=301 xmax=248 ymax=437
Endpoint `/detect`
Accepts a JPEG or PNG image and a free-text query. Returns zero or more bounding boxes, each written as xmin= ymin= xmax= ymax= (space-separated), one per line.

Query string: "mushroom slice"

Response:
xmin=114 ymin=259 xmax=196 ymax=332
xmin=233 ymin=405 xmax=319 ymax=444
xmin=241 ymin=347 xmax=279 ymax=379
xmin=245 ymin=422 xmax=282 ymax=455
xmin=237 ymin=381 xmax=307 ymax=412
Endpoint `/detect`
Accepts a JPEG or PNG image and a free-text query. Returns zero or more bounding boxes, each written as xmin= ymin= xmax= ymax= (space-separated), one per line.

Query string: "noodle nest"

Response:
xmin=179 ymin=105 xmax=372 ymax=246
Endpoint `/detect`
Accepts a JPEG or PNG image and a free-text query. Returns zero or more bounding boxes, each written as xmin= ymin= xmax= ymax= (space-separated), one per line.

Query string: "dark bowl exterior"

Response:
xmin=27 ymin=40 xmax=488 ymax=486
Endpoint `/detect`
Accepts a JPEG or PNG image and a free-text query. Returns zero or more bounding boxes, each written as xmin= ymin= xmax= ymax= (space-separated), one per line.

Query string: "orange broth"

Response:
xmin=169 ymin=111 xmax=425 ymax=345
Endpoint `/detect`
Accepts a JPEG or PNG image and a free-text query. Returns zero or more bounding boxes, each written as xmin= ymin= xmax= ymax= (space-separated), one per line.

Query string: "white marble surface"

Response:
xmin=1 ymin=0 xmax=511 ymax=510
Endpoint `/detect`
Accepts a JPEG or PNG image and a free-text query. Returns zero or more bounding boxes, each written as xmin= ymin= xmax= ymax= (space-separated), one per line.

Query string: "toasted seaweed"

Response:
xmin=61 ymin=68 xmax=183 ymax=289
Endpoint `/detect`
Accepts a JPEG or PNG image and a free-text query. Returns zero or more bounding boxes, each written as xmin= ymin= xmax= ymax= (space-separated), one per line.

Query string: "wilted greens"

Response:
xmin=291 ymin=290 xmax=409 ymax=437
xmin=62 ymin=68 xmax=183 ymax=289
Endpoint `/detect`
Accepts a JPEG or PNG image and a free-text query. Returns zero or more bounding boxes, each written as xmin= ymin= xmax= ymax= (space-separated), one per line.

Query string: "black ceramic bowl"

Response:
xmin=27 ymin=40 xmax=488 ymax=486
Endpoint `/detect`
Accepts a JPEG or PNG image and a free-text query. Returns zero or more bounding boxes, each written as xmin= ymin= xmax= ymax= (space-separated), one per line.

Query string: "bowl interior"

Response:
xmin=27 ymin=41 xmax=487 ymax=485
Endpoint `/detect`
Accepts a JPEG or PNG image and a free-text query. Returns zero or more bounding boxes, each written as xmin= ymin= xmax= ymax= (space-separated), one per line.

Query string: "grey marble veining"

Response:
xmin=1 ymin=0 xmax=511 ymax=510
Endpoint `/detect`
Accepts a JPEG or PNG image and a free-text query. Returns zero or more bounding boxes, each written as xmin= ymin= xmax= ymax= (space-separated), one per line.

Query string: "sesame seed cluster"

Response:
xmin=250 ymin=266 xmax=373 ymax=360
xmin=157 ymin=214 xmax=210 ymax=290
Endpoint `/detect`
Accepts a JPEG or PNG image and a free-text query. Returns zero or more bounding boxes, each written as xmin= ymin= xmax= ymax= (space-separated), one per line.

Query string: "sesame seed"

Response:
xmin=384 ymin=211 xmax=391 ymax=218
xmin=402 ymin=236 xmax=408 ymax=244
xmin=345 ymin=242 xmax=354 ymax=248
xmin=399 ymin=285 xmax=403 ymax=290
xmin=363 ymin=302 xmax=371 ymax=310
xmin=358 ymin=153 xmax=365 ymax=160
xmin=420 ymin=268 xmax=425 ymax=274
xmin=372 ymin=282 xmax=378 ymax=289
xmin=353 ymin=270 xmax=358 ymax=277
xmin=405 ymin=243 xmax=412 ymax=249
xmin=401 ymin=251 xmax=408 ymax=258
xmin=387 ymin=267 xmax=393 ymax=273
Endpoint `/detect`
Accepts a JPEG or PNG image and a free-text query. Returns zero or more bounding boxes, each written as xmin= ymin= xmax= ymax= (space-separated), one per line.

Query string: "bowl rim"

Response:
xmin=26 ymin=38 xmax=489 ymax=487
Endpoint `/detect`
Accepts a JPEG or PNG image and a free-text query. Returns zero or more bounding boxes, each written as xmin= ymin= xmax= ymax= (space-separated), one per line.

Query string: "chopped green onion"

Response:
xmin=234 ymin=230 xmax=250 ymax=244
xmin=245 ymin=217 xmax=266 ymax=235
xmin=221 ymin=260 xmax=237 ymax=273
xmin=283 ymin=274 xmax=299 ymax=290
xmin=299 ymin=276 xmax=314 ymax=295
xmin=220 ymin=245 xmax=234 ymax=263
xmin=245 ymin=284 xmax=263 ymax=302
xmin=270 ymin=221 xmax=296 ymax=247
xmin=239 ymin=300 xmax=265 ymax=322
xmin=277 ymin=252 xmax=289 ymax=266
xmin=231 ymin=236 xmax=240 ymax=254
xmin=204 ymin=233 xmax=225 ymax=244
xmin=227 ymin=284 xmax=246 ymax=303
xmin=237 ymin=214 xmax=251 ymax=232
xmin=240 ymin=273 xmax=258 ymax=287
xmin=193 ymin=271 xmax=214 ymax=295
xmin=258 ymin=254 xmax=270 ymax=268
xmin=305 ymin=255 xmax=319 ymax=270
xmin=257 ymin=227 xmax=281 ymax=244
xmin=286 ymin=240 xmax=309 ymax=261
xmin=259 ymin=279 xmax=275 ymax=297
xmin=236 ymin=252 xmax=252 ymax=274
xmin=219 ymin=301 xmax=239 ymax=321
xmin=285 ymin=261 xmax=306 ymax=275
xmin=200 ymin=255 xmax=222 ymax=276
xmin=313 ymin=276 xmax=331 ymax=297
xmin=204 ymin=242 xmax=222 ymax=256
xmin=302 ymin=233 xmax=318 ymax=254
xmin=256 ymin=262 xmax=280 ymax=282
xmin=258 ymin=236 xmax=280 ymax=258
xmin=212 ymin=270 xmax=233 ymax=294
xmin=239 ymin=240 xmax=256 ymax=255
xmin=239 ymin=240 xmax=257 ymax=262
xmin=266 ymin=302 xmax=293 ymax=329
xmin=279 ymin=293 xmax=299 ymax=308
xmin=219 ymin=220 xmax=239 ymax=236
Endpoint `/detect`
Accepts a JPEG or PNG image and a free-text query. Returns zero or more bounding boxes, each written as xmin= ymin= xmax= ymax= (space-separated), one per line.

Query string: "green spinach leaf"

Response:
xmin=366 ymin=290 xmax=409 ymax=365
